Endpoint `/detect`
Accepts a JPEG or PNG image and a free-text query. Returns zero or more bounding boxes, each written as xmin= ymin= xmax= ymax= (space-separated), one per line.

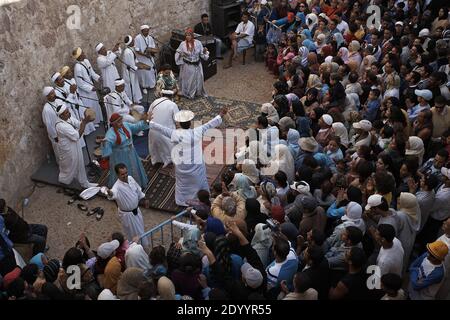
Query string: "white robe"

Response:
xmin=55 ymin=118 xmax=90 ymax=187
xmin=122 ymin=47 xmax=143 ymax=103
xmin=134 ymin=34 xmax=156 ymax=89
xmin=108 ymin=176 xmax=148 ymax=247
xmin=42 ymin=101 xmax=60 ymax=162
xmin=149 ymin=115 xmax=222 ymax=206
xmin=147 ymin=97 xmax=179 ymax=166
xmin=175 ymin=40 xmax=209 ymax=99
xmin=97 ymin=50 xmax=121 ymax=92
xmin=74 ymin=59 xmax=103 ymax=124
xmin=104 ymin=90 xmax=144 ymax=124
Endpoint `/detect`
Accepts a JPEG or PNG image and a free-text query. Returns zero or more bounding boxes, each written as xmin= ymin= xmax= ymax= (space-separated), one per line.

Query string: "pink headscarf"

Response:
xmin=338 ymin=47 xmax=349 ymax=64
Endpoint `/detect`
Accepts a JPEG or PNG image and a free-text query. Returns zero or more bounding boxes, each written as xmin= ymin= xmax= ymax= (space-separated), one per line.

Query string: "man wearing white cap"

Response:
xmin=104 ymin=78 xmax=145 ymax=124
xmin=73 ymin=47 xmax=103 ymax=126
xmin=42 ymin=86 xmax=62 ymax=164
xmin=54 ymin=104 xmax=97 ymax=189
xmin=134 ymin=25 xmax=157 ymax=94
xmin=408 ymin=89 xmax=432 ymax=122
xmin=122 ymin=36 xmax=143 ymax=104
xmin=148 ymin=107 xmax=228 ymax=206
xmin=350 ymin=119 xmax=372 ymax=149
xmin=315 ymin=114 xmax=334 ymax=147
xmin=147 ymin=90 xmax=179 ymax=167
xmin=96 ymin=42 xmax=121 ymax=92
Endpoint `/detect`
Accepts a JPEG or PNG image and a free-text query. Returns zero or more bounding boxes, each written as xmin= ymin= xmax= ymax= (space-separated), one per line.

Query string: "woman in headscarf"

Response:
xmin=359 ymin=54 xmax=377 ymax=75
xmin=116 ymin=267 xmax=146 ymax=300
xmin=307 ymin=52 xmax=320 ymax=75
xmin=405 ymin=136 xmax=425 ymax=166
xmin=257 ymin=181 xmax=280 ymax=216
xmin=124 ymin=242 xmax=151 ymax=272
xmin=315 ymin=33 xmax=326 ymax=55
xmin=298 ymin=46 xmax=309 ymax=67
xmin=301 ymin=87 xmax=320 ymax=115
xmin=261 ymin=103 xmax=280 ymax=124
xmin=286 ymin=128 xmax=301 ymax=161
xmin=383 ymin=74 xmax=401 ymax=100
xmin=157 ymin=276 xmax=177 ymax=300
xmin=171 ymin=252 xmax=203 ymax=300
xmin=332 ymin=32 xmax=345 ymax=50
xmin=245 ymin=199 xmax=268 ymax=239
xmin=302 ymin=39 xmax=317 ymax=52
xmin=306 ymin=74 xmax=323 ymax=102
xmin=396 ymin=192 xmax=421 ymax=271
xmin=251 ymin=223 xmax=273 ymax=268
xmin=240 ymin=159 xmax=260 ymax=185
xmin=232 ymin=173 xmax=257 ymax=200
xmin=332 ymin=122 xmax=350 ymax=150
xmin=263 ymin=144 xmax=296 ymax=183
xmin=301 ymin=29 xmax=313 ymax=41
xmin=347 ymin=40 xmax=362 ymax=68
xmin=337 ymin=47 xmax=349 ymax=64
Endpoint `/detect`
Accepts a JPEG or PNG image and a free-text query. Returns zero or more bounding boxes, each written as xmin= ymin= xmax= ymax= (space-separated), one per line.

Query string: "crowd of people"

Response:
xmin=1 ymin=0 xmax=450 ymax=300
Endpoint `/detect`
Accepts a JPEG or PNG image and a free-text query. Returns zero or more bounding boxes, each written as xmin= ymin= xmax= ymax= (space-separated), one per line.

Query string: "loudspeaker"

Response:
xmin=211 ymin=3 xmax=241 ymax=38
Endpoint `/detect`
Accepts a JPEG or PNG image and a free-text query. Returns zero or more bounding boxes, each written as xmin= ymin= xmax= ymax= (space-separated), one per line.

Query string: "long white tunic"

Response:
xmin=74 ymin=59 xmax=103 ymax=123
xmin=147 ymin=97 xmax=180 ymax=166
xmin=122 ymin=47 xmax=143 ymax=104
xmin=175 ymin=40 xmax=209 ymax=99
xmin=97 ymin=50 xmax=121 ymax=92
xmin=134 ymin=34 xmax=156 ymax=89
xmin=104 ymin=90 xmax=144 ymax=124
xmin=108 ymin=176 xmax=148 ymax=247
xmin=149 ymin=115 xmax=222 ymax=206
xmin=55 ymin=118 xmax=89 ymax=187
xmin=42 ymin=101 xmax=60 ymax=162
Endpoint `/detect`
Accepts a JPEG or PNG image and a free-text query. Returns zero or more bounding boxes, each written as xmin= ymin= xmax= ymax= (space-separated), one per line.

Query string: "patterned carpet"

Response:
xmin=177 ymin=96 xmax=260 ymax=129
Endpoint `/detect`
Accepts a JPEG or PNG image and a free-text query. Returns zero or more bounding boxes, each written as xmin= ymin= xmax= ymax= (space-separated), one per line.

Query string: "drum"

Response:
xmin=84 ymin=108 xmax=96 ymax=121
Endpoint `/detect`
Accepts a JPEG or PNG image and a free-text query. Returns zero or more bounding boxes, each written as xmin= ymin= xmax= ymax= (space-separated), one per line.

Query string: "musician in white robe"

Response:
xmin=148 ymin=108 xmax=228 ymax=206
xmin=73 ymin=47 xmax=103 ymax=125
xmin=104 ymin=79 xmax=145 ymax=126
xmin=42 ymin=87 xmax=61 ymax=163
xmin=122 ymin=35 xmax=143 ymax=104
xmin=175 ymin=28 xmax=209 ymax=99
xmin=96 ymin=42 xmax=121 ymax=92
xmin=54 ymin=104 xmax=97 ymax=189
xmin=105 ymin=163 xmax=149 ymax=247
xmin=51 ymin=72 xmax=96 ymax=141
xmin=147 ymin=90 xmax=180 ymax=166
xmin=134 ymin=25 xmax=157 ymax=93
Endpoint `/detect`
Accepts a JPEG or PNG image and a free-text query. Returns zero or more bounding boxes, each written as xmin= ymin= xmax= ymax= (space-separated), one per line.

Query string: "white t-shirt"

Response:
xmin=235 ymin=21 xmax=255 ymax=43
xmin=377 ymin=238 xmax=404 ymax=276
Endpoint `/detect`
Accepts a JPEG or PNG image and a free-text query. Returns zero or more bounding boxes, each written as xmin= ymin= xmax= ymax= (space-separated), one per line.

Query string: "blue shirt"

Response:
xmin=364 ymin=99 xmax=380 ymax=122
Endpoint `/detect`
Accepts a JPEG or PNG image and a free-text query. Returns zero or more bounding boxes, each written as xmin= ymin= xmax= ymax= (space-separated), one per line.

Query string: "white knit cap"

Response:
xmin=56 ymin=103 xmax=68 ymax=116
xmin=125 ymin=35 xmax=133 ymax=46
xmin=114 ymin=78 xmax=125 ymax=86
xmin=42 ymin=86 xmax=54 ymax=97
xmin=95 ymin=43 xmax=104 ymax=52
xmin=51 ymin=72 xmax=61 ymax=83
xmin=322 ymin=114 xmax=333 ymax=126
xmin=140 ymin=24 xmax=150 ymax=31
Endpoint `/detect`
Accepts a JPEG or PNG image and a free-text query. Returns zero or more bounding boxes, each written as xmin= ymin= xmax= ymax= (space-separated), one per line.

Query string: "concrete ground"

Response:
xmin=21 ymin=55 xmax=274 ymax=260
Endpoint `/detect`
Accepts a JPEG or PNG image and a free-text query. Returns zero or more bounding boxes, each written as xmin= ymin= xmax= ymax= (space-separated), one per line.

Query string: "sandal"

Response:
xmin=77 ymin=204 xmax=88 ymax=212
xmin=87 ymin=207 xmax=101 ymax=216
xmin=63 ymin=188 xmax=76 ymax=197
xmin=95 ymin=208 xmax=105 ymax=221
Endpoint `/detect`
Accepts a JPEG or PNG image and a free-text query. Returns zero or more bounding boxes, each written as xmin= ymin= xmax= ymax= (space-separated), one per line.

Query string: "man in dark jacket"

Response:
xmin=194 ymin=13 xmax=223 ymax=59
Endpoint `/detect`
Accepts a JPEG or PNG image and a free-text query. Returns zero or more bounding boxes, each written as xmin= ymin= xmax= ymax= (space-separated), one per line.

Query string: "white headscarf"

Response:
xmin=298 ymin=46 xmax=309 ymax=67
xmin=263 ymin=144 xmax=295 ymax=183
xmin=125 ymin=242 xmax=151 ymax=272
xmin=332 ymin=122 xmax=349 ymax=147
xmin=338 ymin=47 xmax=349 ymax=64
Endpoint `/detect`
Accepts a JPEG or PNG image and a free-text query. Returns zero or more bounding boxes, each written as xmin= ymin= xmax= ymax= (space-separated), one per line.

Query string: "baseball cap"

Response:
xmin=342 ymin=201 xmax=362 ymax=221
xmin=353 ymin=119 xmax=372 ymax=131
xmin=241 ymin=263 xmax=263 ymax=289
xmin=97 ymin=240 xmax=120 ymax=259
xmin=365 ymin=194 xmax=384 ymax=210
xmin=414 ymin=89 xmax=433 ymax=101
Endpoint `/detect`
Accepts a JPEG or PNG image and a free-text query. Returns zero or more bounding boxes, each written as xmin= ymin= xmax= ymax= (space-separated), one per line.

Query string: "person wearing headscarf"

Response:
xmin=296 ymin=117 xmax=312 ymax=138
xmin=205 ymin=217 xmax=226 ymax=236
xmin=261 ymin=103 xmax=280 ymax=124
xmin=359 ymin=54 xmax=377 ymax=74
xmin=405 ymin=136 xmax=425 ymax=166
xmin=306 ymin=74 xmax=323 ymax=92
xmin=307 ymin=52 xmax=320 ymax=74
xmin=337 ymin=47 xmax=349 ymax=64
xmin=98 ymin=288 xmax=119 ymax=300
xmin=286 ymin=128 xmax=301 ymax=160
xmin=332 ymin=122 xmax=349 ymax=149
xmin=245 ymin=199 xmax=268 ymax=239
xmin=241 ymin=159 xmax=260 ymax=185
xmin=251 ymin=223 xmax=273 ymax=268
xmin=157 ymin=276 xmax=177 ymax=300
xmin=347 ymin=40 xmax=362 ymax=67
xmin=117 ymin=267 xmax=146 ymax=300
xmin=302 ymin=39 xmax=317 ymax=52
xmin=383 ymin=74 xmax=401 ymax=100
xmin=257 ymin=181 xmax=281 ymax=216
xmin=262 ymin=144 xmax=296 ymax=183
xmin=315 ymin=33 xmax=327 ymax=55
xmin=396 ymin=192 xmax=421 ymax=271
xmin=298 ymin=46 xmax=309 ymax=67
xmin=231 ymin=173 xmax=257 ymax=200
xmin=332 ymin=32 xmax=345 ymax=49
xmin=171 ymin=252 xmax=203 ymax=300
xmin=181 ymin=228 xmax=202 ymax=258
xmin=125 ymin=242 xmax=151 ymax=272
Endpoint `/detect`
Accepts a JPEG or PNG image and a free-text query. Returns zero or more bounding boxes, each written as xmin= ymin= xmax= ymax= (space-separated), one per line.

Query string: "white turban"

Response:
xmin=95 ymin=43 xmax=104 ymax=52
xmin=161 ymin=90 xmax=174 ymax=95
xmin=125 ymin=35 xmax=133 ymax=46
xmin=42 ymin=86 xmax=54 ymax=97
xmin=115 ymin=78 xmax=125 ymax=86
xmin=322 ymin=114 xmax=333 ymax=126
xmin=140 ymin=24 xmax=150 ymax=31
xmin=56 ymin=103 xmax=68 ymax=115
xmin=51 ymin=72 xmax=61 ymax=83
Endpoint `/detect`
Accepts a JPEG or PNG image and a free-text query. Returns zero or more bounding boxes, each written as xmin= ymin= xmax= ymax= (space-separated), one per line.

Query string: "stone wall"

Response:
xmin=0 ymin=0 xmax=210 ymax=206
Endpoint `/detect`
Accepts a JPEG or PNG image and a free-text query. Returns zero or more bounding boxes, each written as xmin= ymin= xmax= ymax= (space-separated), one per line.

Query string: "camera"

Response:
xmin=264 ymin=218 xmax=279 ymax=231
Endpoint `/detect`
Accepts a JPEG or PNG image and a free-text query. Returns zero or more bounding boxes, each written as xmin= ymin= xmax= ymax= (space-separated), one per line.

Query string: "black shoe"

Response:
xmin=96 ymin=208 xmax=105 ymax=221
